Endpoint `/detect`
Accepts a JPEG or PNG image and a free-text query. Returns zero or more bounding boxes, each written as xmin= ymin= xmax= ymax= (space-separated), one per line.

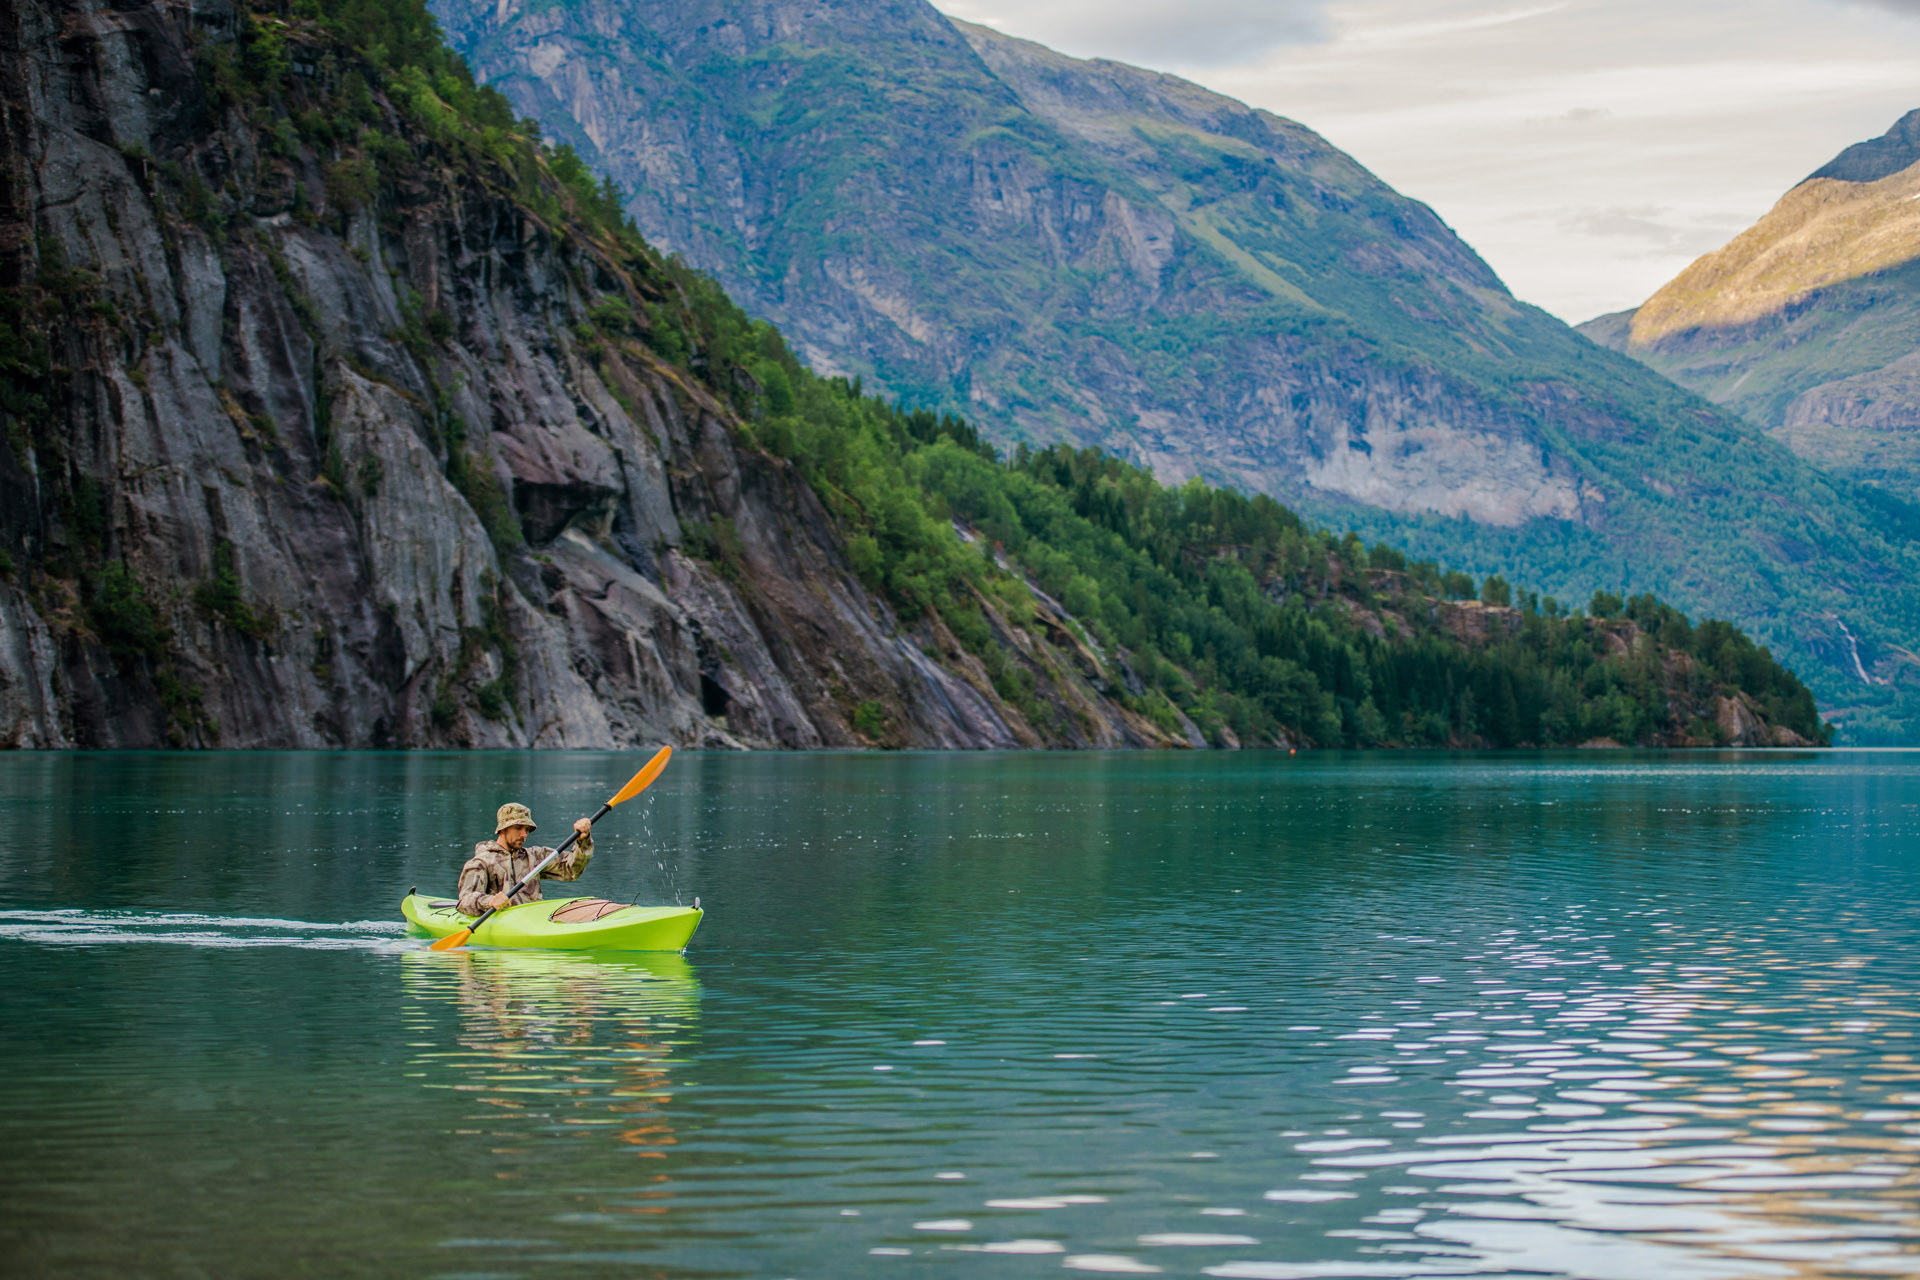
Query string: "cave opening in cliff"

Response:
xmin=700 ymin=673 xmax=731 ymax=718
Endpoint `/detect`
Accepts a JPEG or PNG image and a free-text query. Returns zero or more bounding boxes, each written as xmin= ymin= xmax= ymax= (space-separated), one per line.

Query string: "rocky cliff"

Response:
xmin=0 ymin=0 xmax=1195 ymax=749
xmin=426 ymin=0 xmax=1920 ymax=741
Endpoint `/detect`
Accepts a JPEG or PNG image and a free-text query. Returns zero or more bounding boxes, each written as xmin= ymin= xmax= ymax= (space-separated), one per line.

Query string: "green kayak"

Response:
xmin=401 ymin=893 xmax=702 ymax=952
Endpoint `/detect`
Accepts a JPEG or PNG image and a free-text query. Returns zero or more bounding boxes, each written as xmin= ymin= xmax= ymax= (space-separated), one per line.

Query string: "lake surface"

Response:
xmin=3 ymin=750 xmax=1919 ymax=1279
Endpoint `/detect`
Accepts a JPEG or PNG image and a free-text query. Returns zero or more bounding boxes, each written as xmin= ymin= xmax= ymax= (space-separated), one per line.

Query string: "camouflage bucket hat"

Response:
xmin=495 ymin=802 xmax=537 ymax=834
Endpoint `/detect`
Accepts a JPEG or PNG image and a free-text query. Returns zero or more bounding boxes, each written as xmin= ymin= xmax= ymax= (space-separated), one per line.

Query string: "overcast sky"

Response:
xmin=934 ymin=0 xmax=1920 ymax=323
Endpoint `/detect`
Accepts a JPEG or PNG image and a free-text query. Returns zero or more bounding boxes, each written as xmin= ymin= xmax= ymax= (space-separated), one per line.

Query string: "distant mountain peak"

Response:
xmin=1623 ymin=127 xmax=1920 ymax=349
xmin=1808 ymin=108 xmax=1920 ymax=185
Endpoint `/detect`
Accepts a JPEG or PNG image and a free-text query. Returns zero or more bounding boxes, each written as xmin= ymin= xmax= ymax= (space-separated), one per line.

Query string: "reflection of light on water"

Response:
xmin=1228 ymin=923 xmax=1920 ymax=1280
xmin=399 ymin=951 xmax=699 ymax=1206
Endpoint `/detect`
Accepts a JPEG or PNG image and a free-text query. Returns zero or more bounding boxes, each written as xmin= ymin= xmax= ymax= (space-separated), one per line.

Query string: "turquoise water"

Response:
xmin=3 ymin=750 xmax=1919 ymax=1278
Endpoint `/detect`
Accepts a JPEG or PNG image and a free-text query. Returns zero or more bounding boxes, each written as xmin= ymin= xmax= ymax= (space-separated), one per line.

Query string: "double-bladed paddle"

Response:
xmin=429 ymin=746 xmax=673 ymax=951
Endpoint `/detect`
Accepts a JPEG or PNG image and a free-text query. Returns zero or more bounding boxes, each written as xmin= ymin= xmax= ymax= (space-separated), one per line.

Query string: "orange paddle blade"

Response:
xmin=429 ymin=927 xmax=473 ymax=951
xmin=608 ymin=746 xmax=672 ymax=807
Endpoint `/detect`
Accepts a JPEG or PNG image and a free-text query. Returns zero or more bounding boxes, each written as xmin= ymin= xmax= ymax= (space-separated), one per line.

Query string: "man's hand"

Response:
xmin=483 ymin=892 xmax=510 ymax=911
xmin=574 ymin=817 xmax=592 ymax=837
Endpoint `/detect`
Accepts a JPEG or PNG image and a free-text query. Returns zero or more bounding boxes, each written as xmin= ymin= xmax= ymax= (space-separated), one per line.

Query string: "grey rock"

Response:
xmin=0 ymin=584 xmax=68 ymax=748
xmin=0 ymin=0 xmax=1182 ymax=750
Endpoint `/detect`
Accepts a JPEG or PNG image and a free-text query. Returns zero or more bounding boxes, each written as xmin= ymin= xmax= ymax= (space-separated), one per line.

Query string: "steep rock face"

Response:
xmin=1581 ymin=111 xmax=1920 ymax=492
xmin=425 ymin=0 xmax=1920 ymax=738
xmin=0 ymin=0 xmax=1179 ymax=749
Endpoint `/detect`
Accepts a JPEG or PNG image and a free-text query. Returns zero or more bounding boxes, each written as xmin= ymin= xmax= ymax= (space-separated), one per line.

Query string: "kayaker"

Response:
xmin=456 ymin=803 xmax=595 ymax=916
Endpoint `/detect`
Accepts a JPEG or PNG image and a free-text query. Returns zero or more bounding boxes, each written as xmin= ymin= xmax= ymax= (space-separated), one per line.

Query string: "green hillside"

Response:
xmin=640 ymin=256 xmax=1830 ymax=748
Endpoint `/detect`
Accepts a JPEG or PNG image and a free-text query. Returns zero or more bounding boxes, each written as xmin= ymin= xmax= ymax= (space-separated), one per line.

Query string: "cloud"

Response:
xmin=1337 ymin=3 xmax=1568 ymax=46
xmin=1524 ymin=105 xmax=1613 ymax=125
xmin=937 ymin=0 xmax=1330 ymax=67
xmin=1549 ymin=205 xmax=1746 ymax=258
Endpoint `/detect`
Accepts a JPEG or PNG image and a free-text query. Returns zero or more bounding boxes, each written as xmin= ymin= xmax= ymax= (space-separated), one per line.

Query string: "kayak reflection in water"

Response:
xmin=455 ymin=802 xmax=595 ymax=916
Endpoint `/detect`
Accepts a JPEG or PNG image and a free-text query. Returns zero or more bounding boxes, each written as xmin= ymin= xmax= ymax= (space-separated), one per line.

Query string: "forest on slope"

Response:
xmin=0 ymin=0 xmax=1826 ymax=750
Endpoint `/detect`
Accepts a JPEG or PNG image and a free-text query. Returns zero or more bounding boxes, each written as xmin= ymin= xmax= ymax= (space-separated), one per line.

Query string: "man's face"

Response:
xmin=501 ymin=824 xmax=532 ymax=852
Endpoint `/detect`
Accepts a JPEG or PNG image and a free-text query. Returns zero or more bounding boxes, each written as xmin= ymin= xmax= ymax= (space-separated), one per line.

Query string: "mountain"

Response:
xmin=0 ymin=0 xmax=1823 ymax=750
xmin=427 ymin=0 xmax=1920 ymax=740
xmin=430 ymin=0 xmax=1589 ymax=524
xmin=1580 ymin=111 xmax=1920 ymax=493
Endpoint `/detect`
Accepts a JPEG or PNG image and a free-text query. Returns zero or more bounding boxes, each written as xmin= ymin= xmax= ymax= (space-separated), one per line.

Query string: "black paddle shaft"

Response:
xmin=462 ymin=801 xmax=611 ymax=935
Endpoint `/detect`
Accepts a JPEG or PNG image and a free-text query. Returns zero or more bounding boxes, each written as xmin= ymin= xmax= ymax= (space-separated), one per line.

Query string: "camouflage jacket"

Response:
xmin=455 ymin=834 xmax=593 ymax=916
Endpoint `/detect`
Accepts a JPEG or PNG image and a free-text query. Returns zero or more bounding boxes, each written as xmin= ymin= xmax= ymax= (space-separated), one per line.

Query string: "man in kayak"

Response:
xmin=456 ymin=803 xmax=596 ymax=916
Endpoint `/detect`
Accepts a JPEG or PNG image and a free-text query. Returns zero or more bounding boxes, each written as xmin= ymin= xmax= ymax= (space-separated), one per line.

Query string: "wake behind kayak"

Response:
xmin=401 ymin=894 xmax=702 ymax=952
